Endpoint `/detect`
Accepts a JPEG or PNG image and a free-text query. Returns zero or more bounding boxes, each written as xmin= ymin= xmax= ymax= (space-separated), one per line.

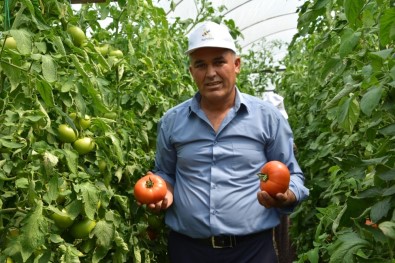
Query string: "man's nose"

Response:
xmin=206 ymin=64 xmax=216 ymax=78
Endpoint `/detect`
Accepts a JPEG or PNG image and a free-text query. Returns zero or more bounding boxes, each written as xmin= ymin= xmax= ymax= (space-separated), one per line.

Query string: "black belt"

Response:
xmin=173 ymin=229 xmax=272 ymax=249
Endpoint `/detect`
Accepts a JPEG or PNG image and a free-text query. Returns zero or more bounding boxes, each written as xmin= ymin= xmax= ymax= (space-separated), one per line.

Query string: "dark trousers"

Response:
xmin=168 ymin=230 xmax=278 ymax=263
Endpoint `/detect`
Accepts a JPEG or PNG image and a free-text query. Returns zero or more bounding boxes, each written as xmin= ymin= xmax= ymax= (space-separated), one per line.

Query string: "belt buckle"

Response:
xmin=211 ymin=236 xmax=235 ymax=248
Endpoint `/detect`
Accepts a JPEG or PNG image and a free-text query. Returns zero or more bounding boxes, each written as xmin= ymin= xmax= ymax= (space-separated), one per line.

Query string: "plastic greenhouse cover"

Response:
xmin=153 ymin=0 xmax=305 ymax=59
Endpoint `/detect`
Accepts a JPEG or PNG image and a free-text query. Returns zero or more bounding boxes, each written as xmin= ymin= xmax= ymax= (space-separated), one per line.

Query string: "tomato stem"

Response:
xmin=257 ymin=173 xmax=268 ymax=182
xmin=145 ymin=177 xmax=154 ymax=188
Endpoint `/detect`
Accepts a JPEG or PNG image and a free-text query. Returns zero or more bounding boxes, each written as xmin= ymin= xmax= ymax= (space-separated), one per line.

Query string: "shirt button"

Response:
xmin=213 ymin=141 xmax=217 ymax=145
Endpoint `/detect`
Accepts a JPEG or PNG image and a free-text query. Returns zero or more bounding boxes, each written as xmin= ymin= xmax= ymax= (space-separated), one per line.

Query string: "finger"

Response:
xmin=161 ymin=197 xmax=168 ymax=210
xmin=257 ymin=191 xmax=272 ymax=208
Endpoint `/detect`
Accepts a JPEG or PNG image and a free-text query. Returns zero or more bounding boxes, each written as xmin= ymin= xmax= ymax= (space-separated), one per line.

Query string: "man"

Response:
xmin=147 ymin=21 xmax=309 ymax=263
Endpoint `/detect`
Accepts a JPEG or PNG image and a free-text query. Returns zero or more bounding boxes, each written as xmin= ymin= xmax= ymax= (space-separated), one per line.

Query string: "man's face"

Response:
xmin=189 ymin=47 xmax=241 ymax=103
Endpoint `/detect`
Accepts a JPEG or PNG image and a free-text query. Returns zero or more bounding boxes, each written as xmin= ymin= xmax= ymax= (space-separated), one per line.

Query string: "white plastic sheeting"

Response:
xmin=154 ymin=0 xmax=305 ymax=59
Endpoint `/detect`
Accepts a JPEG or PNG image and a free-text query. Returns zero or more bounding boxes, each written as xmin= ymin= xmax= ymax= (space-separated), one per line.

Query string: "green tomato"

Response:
xmin=80 ymin=239 xmax=95 ymax=253
xmin=79 ymin=115 xmax=91 ymax=129
xmin=147 ymin=214 xmax=163 ymax=231
xmin=109 ymin=49 xmax=123 ymax=58
xmin=70 ymin=218 xmax=96 ymax=239
xmin=103 ymin=112 xmax=117 ymax=120
xmin=98 ymin=159 xmax=107 ymax=172
xmin=51 ymin=210 xmax=74 ymax=229
xmin=73 ymin=137 xmax=95 ymax=154
xmin=69 ymin=112 xmax=77 ymax=121
xmin=67 ymin=26 xmax=87 ymax=46
xmin=95 ymin=44 xmax=110 ymax=56
xmin=4 ymin=36 xmax=17 ymax=50
xmin=58 ymin=124 xmax=77 ymax=143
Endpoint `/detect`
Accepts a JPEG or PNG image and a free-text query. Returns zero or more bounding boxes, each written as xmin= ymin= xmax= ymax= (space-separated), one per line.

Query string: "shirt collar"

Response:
xmin=188 ymin=86 xmax=249 ymax=116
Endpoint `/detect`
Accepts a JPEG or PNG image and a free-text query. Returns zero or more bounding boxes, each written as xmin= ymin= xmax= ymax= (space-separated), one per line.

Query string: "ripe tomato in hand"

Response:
xmin=134 ymin=172 xmax=167 ymax=204
xmin=258 ymin=161 xmax=290 ymax=197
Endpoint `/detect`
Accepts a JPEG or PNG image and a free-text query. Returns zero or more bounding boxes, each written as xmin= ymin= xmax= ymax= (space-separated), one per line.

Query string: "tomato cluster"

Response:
xmin=57 ymin=114 xmax=95 ymax=155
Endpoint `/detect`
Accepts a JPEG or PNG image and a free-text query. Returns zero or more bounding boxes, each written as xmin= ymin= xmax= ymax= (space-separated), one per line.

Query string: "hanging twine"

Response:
xmin=4 ymin=0 xmax=11 ymax=31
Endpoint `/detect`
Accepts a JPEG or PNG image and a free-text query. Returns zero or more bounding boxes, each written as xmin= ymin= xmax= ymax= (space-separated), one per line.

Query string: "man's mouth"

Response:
xmin=206 ymin=81 xmax=222 ymax=87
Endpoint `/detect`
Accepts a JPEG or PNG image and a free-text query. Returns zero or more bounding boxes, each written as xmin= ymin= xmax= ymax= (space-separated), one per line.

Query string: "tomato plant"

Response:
xmin=134 ymin=172 xmax=167 ymax=204
xmin=258 ymin=160 xmax=290 ymax=197
xmin=280 ymin=0 xmax=395 ymax=262
xmin=0 ymin=0 xmax=244 ymax=262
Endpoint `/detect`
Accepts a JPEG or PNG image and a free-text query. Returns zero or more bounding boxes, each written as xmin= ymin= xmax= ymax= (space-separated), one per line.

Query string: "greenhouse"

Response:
xmin=0 ymin=0 xmax=394 ymax=262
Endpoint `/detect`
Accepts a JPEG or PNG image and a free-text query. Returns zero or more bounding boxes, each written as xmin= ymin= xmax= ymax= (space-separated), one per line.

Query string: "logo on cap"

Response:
xmin=201 ymin=27 xmax=213 ymax=41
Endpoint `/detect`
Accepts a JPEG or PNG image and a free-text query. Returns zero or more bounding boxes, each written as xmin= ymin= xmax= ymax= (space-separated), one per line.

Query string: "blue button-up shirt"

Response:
xmin=154 ymin=87 xmax=309 ymax=238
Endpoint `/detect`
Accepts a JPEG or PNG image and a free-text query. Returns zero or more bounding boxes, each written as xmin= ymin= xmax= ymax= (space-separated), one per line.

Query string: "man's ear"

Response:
xmin=235 ymin=57 xmax=241 ymax=74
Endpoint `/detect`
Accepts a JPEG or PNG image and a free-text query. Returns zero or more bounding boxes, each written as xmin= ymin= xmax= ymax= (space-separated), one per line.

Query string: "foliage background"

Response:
xmin=282 ymin=0 xmax=395 ymax=262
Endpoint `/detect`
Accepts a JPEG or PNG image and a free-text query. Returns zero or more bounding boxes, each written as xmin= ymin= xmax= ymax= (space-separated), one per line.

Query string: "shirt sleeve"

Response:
xmin=265 ymin=111 xmax=309 ymax=213
xmin=153 ymin=115 xmax=177 ymax=186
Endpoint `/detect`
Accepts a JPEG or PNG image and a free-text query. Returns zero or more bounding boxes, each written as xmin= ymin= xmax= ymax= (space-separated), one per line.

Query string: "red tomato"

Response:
xmin=134 ymin=172 xmax=167 ymax=204
xmin=365 ymin=218 xmax=378 ymax=228
xmin=258 ymin=160 xmax=290 ymax=197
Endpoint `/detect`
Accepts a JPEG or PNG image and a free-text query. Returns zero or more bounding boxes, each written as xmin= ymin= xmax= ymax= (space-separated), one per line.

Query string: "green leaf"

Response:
xmin=0 ymin=138 xmax=25 ymax=149
xmin=92 ymin=246 xmax=110 ymax=263
xmin=382 ymin=184 xmax=395 ymax=196
xmin=46 ymin=175 xmax=60 ymax=202
xmin=328 ymin=232 xmax=369 ymax=263
xmin=36 ymin=79 xmax=55 ymax=107
xmin=379 ymin=123 xmax=395 ymax=136
xmin=370 ymin=197 xmax=391 ymax=223
xmin=78 ymin=182 xmax=99 ymax=220
xmin=19 ymin=201 xmax=48 ymax=261
xmin=70 ymin=54 xmax=89 ymax=79
xmin=132 ymin=236 xmax=142 ymax=263
xmin=92 ymin=220 xmax=114 ymax=248
xmin=16 ymin=178 xmax=29 ymax=189
xmin=42 ymin=55 xmax=57 ymax=83
xmin=108 ymin=133 xmax=125 ymax=165
xmin=379 ymin=221 xmax=395 ymax=239
xmin=339 ymin=29 xmax=361 ymax=58
xmin=59 ymin=243 xmax=83 ymax=262
xmin=379 ymin=8 xmax=395 ymax=46
xmin=52 ymin=36 xmax=67 ymax=56
xmin=306 ymin=247 xmax=319 ymax=263
xmin=377 ymin=169 xmax=395 ymax=181
xmin=0 ymin=61 xmax=22 ymax=92
xmin=337 ymin=97 xmax=360 ymax=133
xmin=63 ymin=149 xmax=78 ymax=175
xmin=320 ymin=57 xmax=344 ymax=84
xmin=113 ymin=231 xmax=129 ymax=252
xmin=360 ymin=86 xmax=383 ymax=116
xmin=370 ymin=48 xmax=393 ymax=60
xmin=10 ymin=29 xmax=32 ymax=55
xmin=313 ymin=0 xmax=332 ymax=10
xmin=343 ymin=0 xmax=364 ymax=27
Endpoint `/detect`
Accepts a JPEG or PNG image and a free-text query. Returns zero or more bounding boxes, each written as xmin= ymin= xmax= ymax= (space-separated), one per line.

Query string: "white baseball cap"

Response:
xmin=185 ymin=21 xmax=237 ymax=55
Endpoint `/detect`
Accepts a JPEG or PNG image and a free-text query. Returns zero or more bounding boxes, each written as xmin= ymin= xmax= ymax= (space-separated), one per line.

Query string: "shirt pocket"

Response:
xmin=231 ymin=142 xmax=265 ymax=171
